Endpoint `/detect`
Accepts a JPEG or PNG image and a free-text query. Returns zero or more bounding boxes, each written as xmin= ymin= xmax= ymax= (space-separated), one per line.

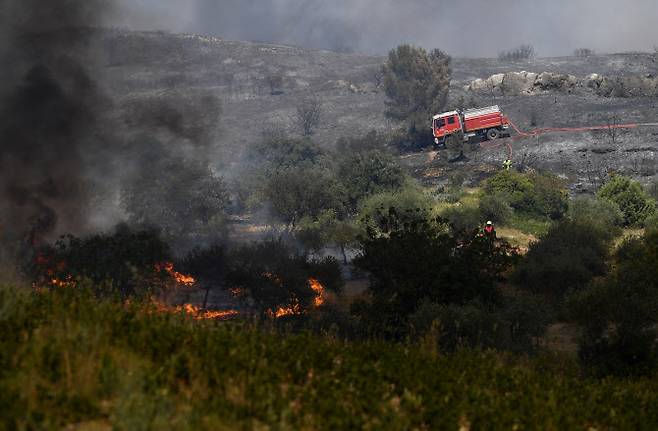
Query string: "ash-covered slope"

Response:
xmin=100 ymin=29 xmax=389 ymax=163
xmin=102 ymin=30 xmax=658 ymax=188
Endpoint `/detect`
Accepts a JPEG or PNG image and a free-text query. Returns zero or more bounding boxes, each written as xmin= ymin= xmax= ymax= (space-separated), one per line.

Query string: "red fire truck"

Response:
xmin=432 ymin=105 xmax=511 ymax=146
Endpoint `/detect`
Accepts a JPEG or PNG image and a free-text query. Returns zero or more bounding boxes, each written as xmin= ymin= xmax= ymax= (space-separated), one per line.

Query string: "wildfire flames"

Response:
xmin=32 ymin=255 xmax=324 ymax=321
xmin=270 ymin=277 xmax=326 ymax=318
xmin=154 ymin=301 xmax=239 ymax=320
xmin=309 ymin=277 xmax=326 ymax=307
xmin=50 ymin=275 xmax=76 ymax=289
xmin=157 ymin=262 xmax=196 ymax=286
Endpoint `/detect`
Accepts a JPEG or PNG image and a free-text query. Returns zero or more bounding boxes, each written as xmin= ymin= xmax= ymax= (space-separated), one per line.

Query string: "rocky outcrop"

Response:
xmin=465 ymin=71 xmax=658 ymax=97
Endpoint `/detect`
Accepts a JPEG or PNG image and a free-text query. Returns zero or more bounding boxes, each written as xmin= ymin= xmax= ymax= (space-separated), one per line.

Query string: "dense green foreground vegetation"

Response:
xmin=2 ymin=285 xmax=658 ymax=430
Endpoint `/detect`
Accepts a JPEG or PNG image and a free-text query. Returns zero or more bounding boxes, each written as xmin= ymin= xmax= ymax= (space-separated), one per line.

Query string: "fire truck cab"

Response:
xmin=433 ymin=105 xmax=510 ymax=146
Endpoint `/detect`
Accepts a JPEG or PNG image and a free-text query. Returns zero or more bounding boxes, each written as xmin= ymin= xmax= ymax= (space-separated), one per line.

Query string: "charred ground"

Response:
xmin=101 ymin=29 xmax=658 ymax=190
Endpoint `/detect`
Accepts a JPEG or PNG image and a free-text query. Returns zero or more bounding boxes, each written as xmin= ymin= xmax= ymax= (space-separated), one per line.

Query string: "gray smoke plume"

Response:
xmin=116 ymin=0 xmax=658 ymax=57
xmin=0 ymin=1 xmax=115 ymax=244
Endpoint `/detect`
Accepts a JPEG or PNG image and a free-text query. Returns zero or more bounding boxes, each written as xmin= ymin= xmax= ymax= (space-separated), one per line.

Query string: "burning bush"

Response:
xmin=28 ymin=225 xmax=173 ymax=297
xmin=225 ymin=239 xmax=342 ymax=317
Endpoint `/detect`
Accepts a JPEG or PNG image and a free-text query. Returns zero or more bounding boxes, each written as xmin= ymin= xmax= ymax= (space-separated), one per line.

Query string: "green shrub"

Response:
xmin=442 ymin=204 xmax=482 ymax=233
xmin=478 ymin=193 xmax=513 ymax=225
xmin=484 ymin=171 xmax=568 ymax=219
xmin=647 ymin=180 xmax=658 ymax=201
xmin=598 ymin=175 xmax=657 ymax=226
xmin=568 ymin=196 xmax=624 ymax=233
xmin=569 ymin=231 xmax=658 ymax=376
xmin=502 ymin=290 xmax=554 ymax=351
xmin=336 ymin=147 xmax=407 ymax=215
xmin=512 ymin=221 xmax=610 ymax=300
xmin=645 ymin=213 xmax=658 ymax=232
xmin=409 ymin=301 xmax=509 ymax=351
xmin=295 ymin=210 xmax=338 ymax=255
xmin=264 ymin=165 xmax=345 ymax=228
xmin=353 ymin=208 xmax=516 ymax=338
xmin=4 ymin=285 xmax=658 ymax=428
xmin=358 ymin=185 xmax=434 ymax=232
xmin=409 ymin=293 xmax=550 ymax=354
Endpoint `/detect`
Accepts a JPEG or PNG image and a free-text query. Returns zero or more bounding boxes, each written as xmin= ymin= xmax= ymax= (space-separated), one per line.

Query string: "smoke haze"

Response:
xmin=0 ymin=0 xmax=116 ymax=243
xmin=116 ymin=0 xmax=658 ymax=57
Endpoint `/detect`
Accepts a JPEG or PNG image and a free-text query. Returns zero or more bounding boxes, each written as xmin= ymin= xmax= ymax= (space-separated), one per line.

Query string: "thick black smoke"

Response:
xmin=0 ymin=1 xmax=113 ymax=244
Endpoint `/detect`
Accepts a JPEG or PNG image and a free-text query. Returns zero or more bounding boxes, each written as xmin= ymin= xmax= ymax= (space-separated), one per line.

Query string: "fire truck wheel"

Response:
xmin=486 ymin=128 xmax=500 ymax=140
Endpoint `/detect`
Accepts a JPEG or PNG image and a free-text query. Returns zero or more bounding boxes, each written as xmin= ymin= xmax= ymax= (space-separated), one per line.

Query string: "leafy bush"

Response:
xmin=382 ymin=45 xmax=451 ymax=149
xmin=409 ymin=292 xmax=550 ymax=354
xmin=647 ymin=180 xmax=658 ymax=201
xmin=336 ymin=147 xmax=407 ymax=215
xmin=409 ymin=301 xmax=509 ymax=351
xmin=598 ymin=175 xmax=657 ymax=226
xmin=569 ymin=230 xmax=658 ymax=376
xmin=512 ymin=221 xmax=610 ymax=300
xmin=358 ymin=185 xmax=435 ymax=231
xmin=264 ymin=165 xmax=345 ymax=228
xmin=478 ymin=193 xmax=514 ymax=225
xmin=484 ymin=170 xmax=568 ymax=219
xmin=442 ymin=204 xmax=482 ymax=233
xmin=352 ymin=208 xmax=516 ymax=338
xmin=295 ymin=210 xmax=338 ymax=255
xmin=568 ymin=196 xmax=624 ymax=233
xmin=244 ymin=135 xmax=324 ymax=174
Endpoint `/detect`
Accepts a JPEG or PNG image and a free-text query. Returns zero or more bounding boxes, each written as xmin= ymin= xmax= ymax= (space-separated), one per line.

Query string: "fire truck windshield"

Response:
xmin=434 ymin=118 xmax=445 ymax=129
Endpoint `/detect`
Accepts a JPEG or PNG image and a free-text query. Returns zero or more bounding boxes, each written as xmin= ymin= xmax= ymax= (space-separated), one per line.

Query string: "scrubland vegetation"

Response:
xmin=4 ymin=41 xmax=658 ymax=428
xmin=3 ymin=285 xmax=658 ymax=430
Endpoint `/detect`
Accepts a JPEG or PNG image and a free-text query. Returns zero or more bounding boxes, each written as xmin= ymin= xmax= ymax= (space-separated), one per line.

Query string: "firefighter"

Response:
xmin=483 ymin=221 xmax=496 ymax=241
xmin=503 ymin=159 xmax=512 ymax=171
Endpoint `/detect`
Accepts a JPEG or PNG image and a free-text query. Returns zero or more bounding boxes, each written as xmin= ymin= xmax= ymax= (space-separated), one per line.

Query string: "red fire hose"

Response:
xmin=481 ymin=120 xmax=658 ymax=161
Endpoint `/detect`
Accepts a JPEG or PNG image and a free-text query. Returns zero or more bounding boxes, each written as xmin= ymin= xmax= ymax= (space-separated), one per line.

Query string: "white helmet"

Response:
xmin=486 ymin=221 xmax=493 ymax=226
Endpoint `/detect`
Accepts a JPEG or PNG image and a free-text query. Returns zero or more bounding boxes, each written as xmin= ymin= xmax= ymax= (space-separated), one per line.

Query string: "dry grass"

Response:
xmin=496 ymin=226 xmax=537 ymax=251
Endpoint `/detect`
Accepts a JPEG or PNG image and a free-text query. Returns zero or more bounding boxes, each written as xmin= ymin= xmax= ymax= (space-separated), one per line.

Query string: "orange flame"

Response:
xmin=267 ymin=278 xmax=326 ymax=318
xmin=50 ymin=276 xmax=76 ymax=289
xmin=157 ymin=262 xmax=196 ymax=287
xmin=152 ymin=300 xmax=239 ymax=320
xmin=309 ymin=277 xmax=326 ymax=307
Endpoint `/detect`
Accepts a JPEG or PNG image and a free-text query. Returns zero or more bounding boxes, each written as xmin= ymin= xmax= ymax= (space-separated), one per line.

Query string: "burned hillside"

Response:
xmin=97 ymin=30 xmax=658 ymax=191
